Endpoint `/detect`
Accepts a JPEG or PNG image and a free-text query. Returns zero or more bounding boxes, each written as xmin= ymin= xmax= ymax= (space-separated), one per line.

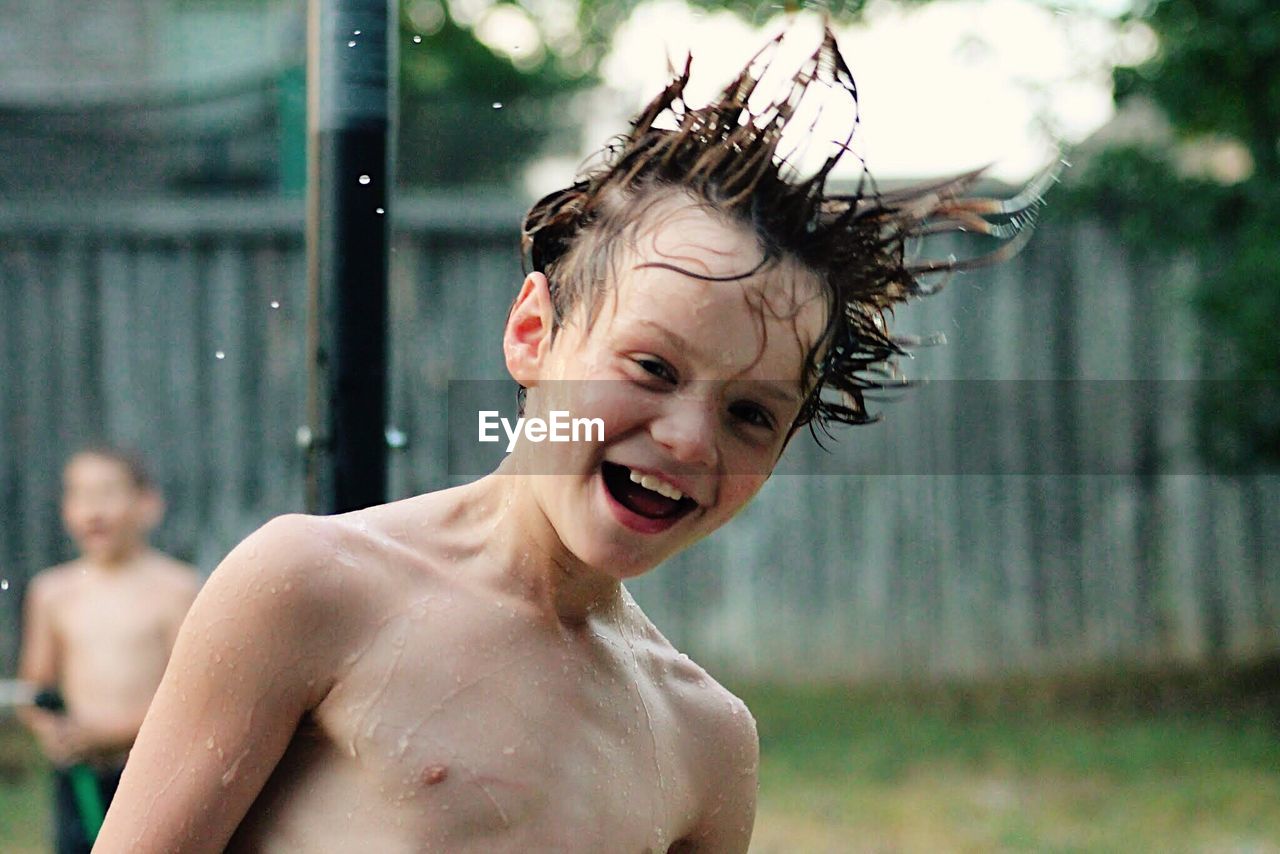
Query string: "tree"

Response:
xmin=1068 ymin=0 xmax=1280 ymax=471
xmin=395 ymin=0 xmax=881 ymax=186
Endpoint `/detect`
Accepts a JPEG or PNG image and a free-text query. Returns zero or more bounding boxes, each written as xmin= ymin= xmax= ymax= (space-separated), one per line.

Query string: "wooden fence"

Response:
xmin=1 ymin=196 xmax=1277 ymax=681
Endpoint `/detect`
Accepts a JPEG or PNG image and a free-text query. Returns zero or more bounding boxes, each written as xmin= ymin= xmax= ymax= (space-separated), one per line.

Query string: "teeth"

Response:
xmin=628 ymin=469 xmax=684 ymax=501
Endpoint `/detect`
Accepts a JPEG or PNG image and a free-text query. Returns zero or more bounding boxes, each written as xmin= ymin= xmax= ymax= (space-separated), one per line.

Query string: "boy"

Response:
xmin=98 ymin=26 xmax=1039 ymax=852
xmin=18 ymin=448 xmax=201 ymax=853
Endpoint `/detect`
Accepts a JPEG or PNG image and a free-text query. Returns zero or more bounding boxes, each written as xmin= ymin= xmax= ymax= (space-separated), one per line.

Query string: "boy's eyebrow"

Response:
xmin=635 ymin=319 xmax=700 ymax=360
xmin=633 ymin=319 xmax=802 ymax=404
xmin=754 ymin=382 xmax=802 ymax=406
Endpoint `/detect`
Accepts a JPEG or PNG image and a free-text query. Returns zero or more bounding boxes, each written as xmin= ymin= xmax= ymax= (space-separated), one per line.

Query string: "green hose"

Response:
xmin=66 ymin=764 xmax=107 ymax=841
xmin=34 ymin=688 xmax=107 ymax=844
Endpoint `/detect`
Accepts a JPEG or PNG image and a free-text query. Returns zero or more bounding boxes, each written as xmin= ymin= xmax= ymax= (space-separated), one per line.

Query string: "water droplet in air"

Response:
xmin=353 ymin=30 xmax=362 ymax=35
xmin=215 ymin=350 xmax=226 ymax=360
xmin=270 ymin=300 xmax=280 ymax=309
xmin=358 ymin=175 xmax=371 ymax=185
xmin=413 ymin=35 xmax=422 ymax=43
xmin=492 ymin=102 xmax=503 ymax=109
xmin=376 ymin=207 xmax=385 ymax=215
xmin=348 ymin=40 xmax=357 ymax=48
xmin=0 ymin=579 xmax=8 ymax=591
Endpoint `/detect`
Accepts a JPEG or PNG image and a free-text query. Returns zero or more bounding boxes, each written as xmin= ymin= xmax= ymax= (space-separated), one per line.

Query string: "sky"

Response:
xmin=524 ymin=0 xmax=1154 ymax=194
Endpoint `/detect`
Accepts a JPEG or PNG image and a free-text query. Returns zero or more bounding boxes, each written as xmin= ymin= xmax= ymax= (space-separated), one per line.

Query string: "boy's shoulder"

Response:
xmin=26 ymin=558 xmax=87 ymax=600
xmin=141 ymin=550 xmax=203 ymax=591
xmin=626 ymin=607 xmax=759 ymax=774
xmin=619 ymin=610 xmax=759 ymax=841
xmin=212 ymin=504 xmax=445 ymax=623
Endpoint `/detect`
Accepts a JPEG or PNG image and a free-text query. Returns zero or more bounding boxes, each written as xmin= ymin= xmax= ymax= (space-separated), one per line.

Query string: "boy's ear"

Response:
xmin=138 ymin=488 xmax=165 ymax=533
xmin=503 ymin=272 xmax=555 ymax=386
xmin=125 ymin=486 xmax=165 ymax=538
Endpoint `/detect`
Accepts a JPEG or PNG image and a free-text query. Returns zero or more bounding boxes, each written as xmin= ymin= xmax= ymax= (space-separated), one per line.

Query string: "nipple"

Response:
xmin=422 ymin=764 xmax=449 ymax=785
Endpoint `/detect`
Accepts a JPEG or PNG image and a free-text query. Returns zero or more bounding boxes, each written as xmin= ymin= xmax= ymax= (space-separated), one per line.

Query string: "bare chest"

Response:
xmin=253 ymin=603 xmax=699 ymax=851
xmin=54 ymin=582 xmax=171 ymax=657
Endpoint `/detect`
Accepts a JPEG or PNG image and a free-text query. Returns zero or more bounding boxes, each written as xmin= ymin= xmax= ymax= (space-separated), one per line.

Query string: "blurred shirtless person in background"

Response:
xmin=18 ymin=447 xmax=201 ymax=853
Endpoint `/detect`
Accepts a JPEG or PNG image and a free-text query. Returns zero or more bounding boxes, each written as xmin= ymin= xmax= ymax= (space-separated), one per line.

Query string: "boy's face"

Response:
xmin=61 ymin=453 xmax=160 ymax=563
xmin=506 ymin=196 xmax=826 ymax=576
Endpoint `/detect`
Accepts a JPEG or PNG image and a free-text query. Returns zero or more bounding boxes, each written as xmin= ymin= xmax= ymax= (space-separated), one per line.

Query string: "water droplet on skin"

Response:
xmin=215 ymin=350 xmax=226 ymax=360
xmin=413 ymin=35 xmax=422 ymax=43
xmin=358 ymin=174 xmax=371 ymax=185
xmin=492 ymin=102 xmax=503 ymax=109
xmin=205 ymin=736 xmax=215 ymax=750
xmin=221 ymin=750 xmax=248 ymax=786
xmin=502 ymin=746 xmax=515 ymax=755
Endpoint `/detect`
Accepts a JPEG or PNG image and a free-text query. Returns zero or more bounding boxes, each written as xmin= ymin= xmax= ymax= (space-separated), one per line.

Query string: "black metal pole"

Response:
xmin=304 ymin=0 xmax=395 ymax=514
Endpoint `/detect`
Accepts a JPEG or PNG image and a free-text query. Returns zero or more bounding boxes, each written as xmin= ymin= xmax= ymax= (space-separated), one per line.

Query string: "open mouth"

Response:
xmin=601 ymin=462 xmax=697 ymax=521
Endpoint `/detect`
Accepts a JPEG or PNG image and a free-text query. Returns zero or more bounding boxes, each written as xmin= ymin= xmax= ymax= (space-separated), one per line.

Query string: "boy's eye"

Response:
xmin=634 ymin=357 xmax=677 ymax=384
xmin=729 ymin=401 xmax=776 ymax=432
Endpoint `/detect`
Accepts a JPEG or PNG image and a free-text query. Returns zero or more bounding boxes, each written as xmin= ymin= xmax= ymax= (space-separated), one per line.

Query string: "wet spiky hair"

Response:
xmin=522 ymin=25 xmax=1054 ymax=431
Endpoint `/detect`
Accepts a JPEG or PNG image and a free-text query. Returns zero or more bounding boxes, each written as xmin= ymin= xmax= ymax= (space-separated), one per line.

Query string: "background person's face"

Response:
xmin=61 ymin=454 xmax=157 ymax=563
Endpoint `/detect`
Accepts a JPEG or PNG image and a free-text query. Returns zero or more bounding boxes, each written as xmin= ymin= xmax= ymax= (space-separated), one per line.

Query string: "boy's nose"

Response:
xmin=650 ymin=397 xmax=719 ymax=470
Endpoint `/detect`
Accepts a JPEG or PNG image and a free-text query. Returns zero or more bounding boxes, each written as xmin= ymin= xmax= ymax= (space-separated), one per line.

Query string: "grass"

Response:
xmin=3 ymin=678 xmax=1279 ymax=853
xmin=739 ymin=681 xmax=1280 ymax=853
xmin=0 ymin=720 xmax=49 ymax=854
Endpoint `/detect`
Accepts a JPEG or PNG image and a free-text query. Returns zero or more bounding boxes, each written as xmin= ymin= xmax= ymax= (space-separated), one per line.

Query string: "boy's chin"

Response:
xmin=563 ymin=532 xmax=684 ymax=581
xmin=75 ymin=535 xmax=138 ymax=562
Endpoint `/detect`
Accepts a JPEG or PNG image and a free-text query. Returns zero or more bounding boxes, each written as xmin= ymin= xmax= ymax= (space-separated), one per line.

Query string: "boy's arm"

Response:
xmin=16 ymin=574 xmax=67 ymax=756
xmin=51 ymin=709 xmax=150 ymax=762
xmin=95 ymin=516 xmax=362 ymax=854
xmin=17 ymin=573 xmax=58 ymax=689
xmin=688 ymin=693 xmax=760 ymax=853
xmin=164 ymin=569 xmax=202 ymax=649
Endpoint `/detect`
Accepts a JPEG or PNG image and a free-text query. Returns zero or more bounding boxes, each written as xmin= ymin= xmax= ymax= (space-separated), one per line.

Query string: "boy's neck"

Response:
xmin=467 ymin=471 xmax=625 ymax=627
xmin=81 ymin=542 xmax=151 ymax=573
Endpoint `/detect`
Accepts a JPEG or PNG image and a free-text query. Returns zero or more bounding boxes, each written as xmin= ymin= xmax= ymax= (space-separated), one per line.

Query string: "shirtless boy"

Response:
xmin=18 ymin=448 xmax=201 ymax=853
xmin=98 ymin=26 xmax=1039 ymax=853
